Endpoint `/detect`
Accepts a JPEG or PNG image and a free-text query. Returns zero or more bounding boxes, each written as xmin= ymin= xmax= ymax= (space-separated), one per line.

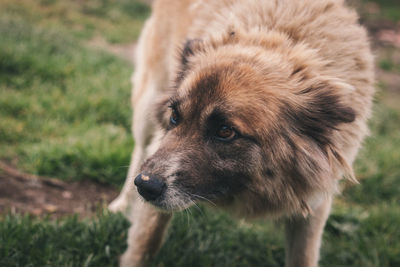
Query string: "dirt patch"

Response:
xmin=0 ymin=162 xmax=119 ymax=218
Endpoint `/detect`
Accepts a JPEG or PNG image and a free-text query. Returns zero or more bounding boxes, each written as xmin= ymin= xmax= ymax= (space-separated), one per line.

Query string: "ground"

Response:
xmin=0 ymin=0 xmax=400 ymax=266
xmin=0 ymin=161 xmax=117 ymax=217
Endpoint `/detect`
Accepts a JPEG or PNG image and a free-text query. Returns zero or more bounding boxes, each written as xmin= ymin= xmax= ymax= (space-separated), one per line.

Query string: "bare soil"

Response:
xmin=0 ymin=162 xmax=118 ymax=218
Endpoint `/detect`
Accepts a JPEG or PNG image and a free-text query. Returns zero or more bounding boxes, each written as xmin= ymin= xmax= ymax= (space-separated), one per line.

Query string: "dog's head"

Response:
xmin=135 ymin=34 xmax=356 ymax=217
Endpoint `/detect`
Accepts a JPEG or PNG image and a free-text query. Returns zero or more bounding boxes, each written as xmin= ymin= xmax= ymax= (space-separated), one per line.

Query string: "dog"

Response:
xmin=109 ymin=0 xmax=375 ymax=266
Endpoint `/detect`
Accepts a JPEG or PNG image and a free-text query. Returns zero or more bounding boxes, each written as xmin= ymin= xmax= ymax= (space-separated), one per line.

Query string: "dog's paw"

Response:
xmin=120 ymin=251 xmax=146 ymax=267
xmin=108 ymin=195 xmax=129 ymax=214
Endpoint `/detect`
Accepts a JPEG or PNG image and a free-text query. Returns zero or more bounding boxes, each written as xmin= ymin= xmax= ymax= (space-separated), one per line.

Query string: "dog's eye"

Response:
xmin=170 ymin=107 xmax=179 ymax=126
xmin=216 ymin=125 xmax=236 ymax=141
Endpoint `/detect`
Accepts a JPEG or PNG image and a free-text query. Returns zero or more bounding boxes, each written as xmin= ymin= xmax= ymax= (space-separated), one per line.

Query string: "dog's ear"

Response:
xmin=153 ymin=94 xmax=172 ymax=130
xmin=326 ymin=144 xmax=357 ymax=182
xmin=282 ymin=80 xmax=357 ymax=181
xmin=180 ymin=39 xmax=203 ymax=66
xmin=175 ymin=39 xmax=204 ymax=85
xmin=285 ymin=80 xmax=356 ymax=148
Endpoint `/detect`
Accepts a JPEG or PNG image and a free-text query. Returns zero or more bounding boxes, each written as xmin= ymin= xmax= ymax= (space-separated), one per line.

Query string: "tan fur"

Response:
xmin=109 ymin=0 xmax=374 ymax=266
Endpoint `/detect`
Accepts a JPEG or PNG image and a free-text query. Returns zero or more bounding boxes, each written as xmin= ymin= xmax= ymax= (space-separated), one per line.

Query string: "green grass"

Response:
xmin=379 ymin=58 xmax=400 ymax=72
xmin=322 ymin=203 xmax=400 ymax=267
xmin=0 ymin=15 xmax=133 ymax=185
xmin=378 ymin=47 xmax=400 ymax=72
xmin=1 ymin=201 xmax=400 ymax=266
xmin=0 ymin=0 xmax=400 ymax=266
xmin=364 ymin=0 xmax=400 ymax=22
xmin=0 ymin=211 xmax=130 ymax=267
xmin=346 ymin=103 xmax=400 ymax=205
xmin=0 ymin=0 xmax=150 ymax=43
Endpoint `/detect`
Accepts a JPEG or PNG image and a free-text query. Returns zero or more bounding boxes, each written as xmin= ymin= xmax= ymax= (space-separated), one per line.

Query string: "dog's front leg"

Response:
xmin=109 ymin=146 xmax=145 ymax=217
xmin=284 ymin=196 xmax=332 ymax=267
xmin=120 ymin=202 xmax=172 ymax=267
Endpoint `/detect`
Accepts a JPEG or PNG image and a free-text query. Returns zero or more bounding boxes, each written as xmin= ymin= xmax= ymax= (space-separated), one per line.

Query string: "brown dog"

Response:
xmin=109 ymin=0 xmax=375 ymax=266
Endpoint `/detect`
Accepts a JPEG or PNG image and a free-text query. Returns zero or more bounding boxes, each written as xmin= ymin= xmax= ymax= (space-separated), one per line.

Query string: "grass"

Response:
xmin=0 ymin=15 xmax=133 ymax=185
xmin=1 ymin=200 xmax=400 ymax=266
xmin=379 ymin=58 xmax=400 ymax=73
xmin=0 ymin=0 xmax=400 ymax=266
xmin=346 ymin=102 xmax=400 ymax=205
xmin=0 ymin=0 xmax=150 ymax=43
xmin=378 ymin=47 xmax=400 ymax=73
xmin=364 ymin=0 xmax=400 ymax=22
xmin=0 ymin=211 xmax=130 ymax=267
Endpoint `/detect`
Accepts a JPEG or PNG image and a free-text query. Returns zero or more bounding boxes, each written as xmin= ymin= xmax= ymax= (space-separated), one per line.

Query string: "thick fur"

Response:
xmin=109 ymin=0 xmax=374 ymax=266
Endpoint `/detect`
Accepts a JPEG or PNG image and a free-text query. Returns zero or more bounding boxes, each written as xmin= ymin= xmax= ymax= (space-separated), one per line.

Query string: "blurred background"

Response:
xmin=0 ymin=0 xmax=399 ymax=266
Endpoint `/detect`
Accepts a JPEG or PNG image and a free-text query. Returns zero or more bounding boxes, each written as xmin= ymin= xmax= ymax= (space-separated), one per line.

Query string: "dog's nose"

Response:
xmin=134 ymin=173 xmax=166 ymax=201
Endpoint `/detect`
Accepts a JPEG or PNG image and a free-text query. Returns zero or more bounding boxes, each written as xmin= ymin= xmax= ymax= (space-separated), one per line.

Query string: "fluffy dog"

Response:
xmin=109 ymin=0 xmax=375 ymax=266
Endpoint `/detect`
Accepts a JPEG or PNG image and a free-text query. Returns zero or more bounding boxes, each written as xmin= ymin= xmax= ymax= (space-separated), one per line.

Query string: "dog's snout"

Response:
xmin=134 ymin=173 xmax=166 ymax=201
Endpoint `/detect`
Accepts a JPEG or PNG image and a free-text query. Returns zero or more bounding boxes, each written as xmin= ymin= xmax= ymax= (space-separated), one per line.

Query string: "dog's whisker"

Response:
xmin=183 ymin=208 xmax=189 ymax=228
xmin=191 ymin=201 xmax=205 ymax=218
xmin=118 ymin=165 xmax=131 ymax=169
xmin=191 ymin=200 xmax=201 ymax=211
xmin=186 ymin=205 xmax=194 ymax=225
xmin=190 ymin=193 xmax=217 ymax=207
